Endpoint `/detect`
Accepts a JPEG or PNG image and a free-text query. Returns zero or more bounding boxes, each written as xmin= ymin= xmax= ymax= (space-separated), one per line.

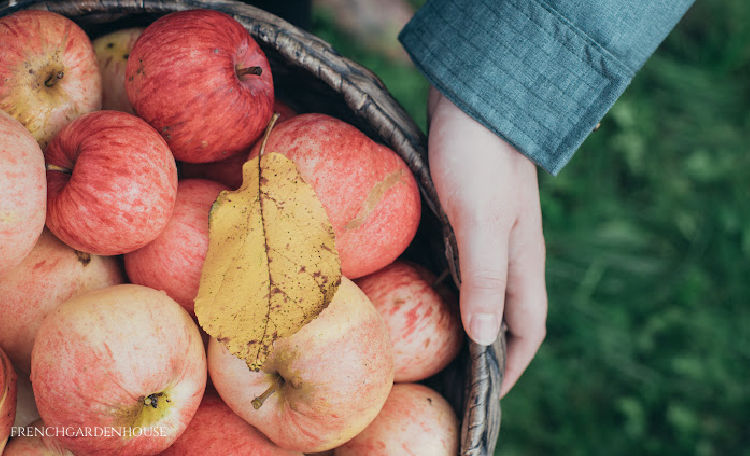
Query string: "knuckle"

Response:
xmin=464 ymin=271 xmax=507 ymax=292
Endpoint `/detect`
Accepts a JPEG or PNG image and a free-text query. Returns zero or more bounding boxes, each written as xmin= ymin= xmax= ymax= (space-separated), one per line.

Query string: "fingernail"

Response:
xmin=469 ymin=313 xmax=499 ymax=346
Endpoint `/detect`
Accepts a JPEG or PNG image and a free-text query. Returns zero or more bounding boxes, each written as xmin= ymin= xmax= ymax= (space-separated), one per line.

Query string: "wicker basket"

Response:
xmin=0 ymin=1 xmax=506 ymax=454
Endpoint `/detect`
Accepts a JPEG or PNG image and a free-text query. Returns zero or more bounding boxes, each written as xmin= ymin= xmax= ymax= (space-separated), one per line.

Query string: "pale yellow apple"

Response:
xmin=208 ymin=278 xmax=394 ymax=453
xmin=0 ymin=10 xmax=101 ymax=148
xmin=93 ymin=27 xmax=144 ymax=113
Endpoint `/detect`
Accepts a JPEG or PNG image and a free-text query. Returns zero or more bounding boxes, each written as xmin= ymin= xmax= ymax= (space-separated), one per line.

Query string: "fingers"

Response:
xmin=454 ymin=219 xmax=510 ymax=346
xmin=500 ymin=204 xmax=547 ymax=397
xmin=425 ymin=90 xmax=547 ymax=395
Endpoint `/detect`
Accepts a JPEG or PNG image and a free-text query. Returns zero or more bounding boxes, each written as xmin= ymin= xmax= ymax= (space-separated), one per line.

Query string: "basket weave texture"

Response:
xmin=0 ymin=1 xmax=506 ymax=454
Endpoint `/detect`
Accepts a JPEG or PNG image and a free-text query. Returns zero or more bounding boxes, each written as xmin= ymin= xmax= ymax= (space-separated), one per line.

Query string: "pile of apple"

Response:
xmin=0 ymin=8 xmax=465 ymax=456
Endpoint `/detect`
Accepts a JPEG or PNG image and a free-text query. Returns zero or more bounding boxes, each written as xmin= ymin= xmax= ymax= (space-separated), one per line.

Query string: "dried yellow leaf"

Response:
xmin=194 ymin=150 xmax=341 ymax=371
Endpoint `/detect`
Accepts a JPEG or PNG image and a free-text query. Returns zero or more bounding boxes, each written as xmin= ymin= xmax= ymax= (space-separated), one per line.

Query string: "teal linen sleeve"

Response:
xmin=399 ymin=0 xmax=694 ymax=174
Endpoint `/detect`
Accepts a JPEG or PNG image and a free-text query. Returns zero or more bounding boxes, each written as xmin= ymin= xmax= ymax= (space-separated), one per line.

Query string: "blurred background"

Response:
xmin=310 ymin=0 xmax=750 ymax=454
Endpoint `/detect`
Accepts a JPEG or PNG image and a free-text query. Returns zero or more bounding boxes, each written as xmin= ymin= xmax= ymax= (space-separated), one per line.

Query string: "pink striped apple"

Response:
xmin=0 ymin=229 xmax=124 ymax=374
xmin=334 ymin=384 xmax=459 ymax=456
xmin=355 ymin=261 xmax=463 ymax=381
xmin=0 ymin=110 xmax=46 ymax=276
xmin=31 ymin=284 xmax=207 ymax=456
xmin=125 ymin=179 xmax=228 ymax=316
xmin=45 ymin=110 xmax=178 ymax=255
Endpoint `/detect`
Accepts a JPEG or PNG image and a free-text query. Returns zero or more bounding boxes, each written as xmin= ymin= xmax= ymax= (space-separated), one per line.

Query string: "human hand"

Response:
xmin=427 ymin=87 xmax=548 ymax=396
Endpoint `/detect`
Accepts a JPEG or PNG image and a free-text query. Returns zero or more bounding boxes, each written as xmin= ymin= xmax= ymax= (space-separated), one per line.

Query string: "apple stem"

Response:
xmin=258 ymin=113 xmax=280 ymax=157
xmin=44 ymin=70 xmax=64 ymax=87
xmin=251 ymin=375 xmax=283 ymax=409
xmin=235 ymin=65 xmax=263 ymax=79
xmin=46 ymin=163 xmax=72 ymax=174
xmin=144 ymin=392 xmax=165 ymax=409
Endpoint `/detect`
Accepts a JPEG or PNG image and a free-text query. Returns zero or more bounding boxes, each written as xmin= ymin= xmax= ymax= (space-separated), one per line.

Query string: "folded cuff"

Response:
xmin=399 ymin=0 xmax=635 ymax=175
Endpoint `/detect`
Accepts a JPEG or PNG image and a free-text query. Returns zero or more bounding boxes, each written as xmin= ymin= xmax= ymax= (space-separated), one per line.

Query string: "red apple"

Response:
xmin=334 ymin=384 xmax=459 ymax=456
xmin=126 ymin=9 xmax=274 ymax=163
xmin=31 ymin=284 xmax=207 ymax=456
xmin=0 ymin=10 xmax=101 ymax=149
xmin=160 ymin=390 xmax=302 ymax=456
xmin=179 ymin=100 xmax=296 ymax=189
xmin=2 ymin=419 xmax=73 ymax=455
xmin=0 ymin=110 xmax=46 ymax=276
xmin=45 ymin=110 xmax=178 ymax=255
xmin=248 ymin=113 xmax=421 ymax=279
xmin=208 ymin=278 xmax=394 ymax=453
xmin=0 ymin=229 xmax=124 ymax=374
xmin=125 ymin=179 xmax=228 ymax=316
xmin=93 ymin=27 xmax=144 ymax=113
xmin=355 ymin=261 xmax=463 ymax=382
xmin=1 ymin=347 xmax=18 ymax=453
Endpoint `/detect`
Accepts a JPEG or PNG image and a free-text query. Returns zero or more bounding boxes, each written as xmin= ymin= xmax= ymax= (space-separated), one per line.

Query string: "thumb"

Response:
xmin=455 ymin=220 xmax=509 ymax=346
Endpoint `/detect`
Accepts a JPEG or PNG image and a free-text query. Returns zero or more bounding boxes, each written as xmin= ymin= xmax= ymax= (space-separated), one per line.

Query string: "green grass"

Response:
xmin=314 ymin=1 xmax=750 ymax=454
xmin=311 ymin=8 xmax=430 ymax=131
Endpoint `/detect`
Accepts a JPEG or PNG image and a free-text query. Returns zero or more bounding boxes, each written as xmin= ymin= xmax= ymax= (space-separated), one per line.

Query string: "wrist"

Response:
xmin=428 ymin=86 xmax=536 ymax=172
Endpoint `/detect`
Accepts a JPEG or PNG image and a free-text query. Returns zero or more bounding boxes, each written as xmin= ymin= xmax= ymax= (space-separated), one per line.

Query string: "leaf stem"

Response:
xmin=258 ymin=113 xmax=280 ymax=157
